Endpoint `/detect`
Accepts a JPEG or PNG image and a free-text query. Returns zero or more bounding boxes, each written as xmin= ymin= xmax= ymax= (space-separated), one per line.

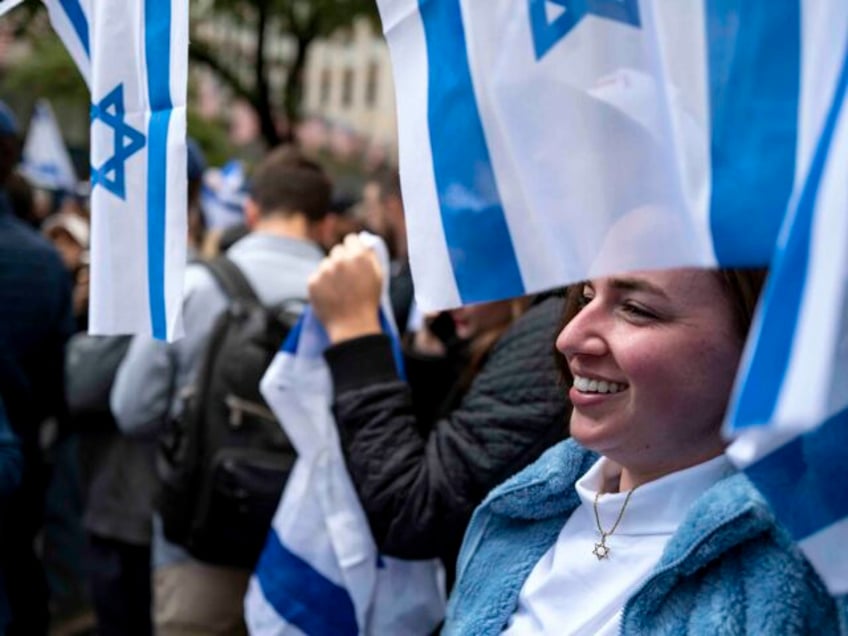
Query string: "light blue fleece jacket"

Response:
xmin=445 ymin=439 xmax=847 ymax=635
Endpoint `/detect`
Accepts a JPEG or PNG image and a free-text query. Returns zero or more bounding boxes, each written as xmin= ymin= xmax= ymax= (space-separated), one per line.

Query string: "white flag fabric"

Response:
xmin=20 ymin=99 xmax=79 ymax=192
xmin=200 ymin=160 xmax=248 ymax=230
xmin=245 ymin=234 xmax=445 ymax=636
xmin=0 ymin=0 xmax=25 ymax=16
xmin=2 ymin=0 xmax=189 ymax=340
xmin=85 ymin=0 xmax=188 ymax=340
xmin=380 ymin=0 xmax=805 ymax=309
xmin=725 ymin=2 xmax=848 ymax=595
xmin=42 ymin=0 xmax=91 ymax=87
xmin=32 ymin=0 xmax=189 ymax=340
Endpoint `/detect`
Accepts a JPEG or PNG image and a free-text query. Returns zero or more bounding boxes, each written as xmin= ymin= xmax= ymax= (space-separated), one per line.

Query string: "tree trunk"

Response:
xmin=281 ymin=34 xmax=311 ymax=145
xmin=255 ymin=0 xmax=280 ymax=147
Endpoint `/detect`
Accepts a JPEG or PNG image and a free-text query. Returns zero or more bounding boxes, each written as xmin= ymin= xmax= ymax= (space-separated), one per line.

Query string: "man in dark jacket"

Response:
xmin=309 ymin=235 xmax=569 ymax=587
xmin=0 ymin=99 xmax=75 ymax=635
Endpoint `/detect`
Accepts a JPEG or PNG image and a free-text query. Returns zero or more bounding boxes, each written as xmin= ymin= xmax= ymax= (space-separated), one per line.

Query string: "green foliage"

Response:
xmin=0 ymin=31 xmax=88 ymax=112
xmin=190 ymin=0 xmax=379 ymax=145
xmin=187 ymin=110 xmax=237 ymax=167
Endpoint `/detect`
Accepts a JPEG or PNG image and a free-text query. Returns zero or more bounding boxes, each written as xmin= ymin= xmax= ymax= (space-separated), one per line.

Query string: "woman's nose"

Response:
xmin=556 ymin=303 xmax=607 ymax=359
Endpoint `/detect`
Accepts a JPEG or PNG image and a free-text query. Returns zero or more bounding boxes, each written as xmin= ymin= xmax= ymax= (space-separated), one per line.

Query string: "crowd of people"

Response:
xmin=1 ymin=86 xmax=845 ymax=636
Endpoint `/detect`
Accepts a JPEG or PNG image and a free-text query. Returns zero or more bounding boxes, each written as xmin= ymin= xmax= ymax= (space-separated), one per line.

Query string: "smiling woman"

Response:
xmin=444 ymin=267 xmax=848 ymax=636
xmin=557 ymin=269 xmax=754 ymax=491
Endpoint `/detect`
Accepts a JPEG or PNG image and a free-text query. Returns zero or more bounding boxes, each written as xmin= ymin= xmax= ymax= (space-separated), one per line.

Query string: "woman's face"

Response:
xmin=556 ymin=268 xmax=743 ymax=483
xmin=450 ymin=300 xmax=514 ymax=341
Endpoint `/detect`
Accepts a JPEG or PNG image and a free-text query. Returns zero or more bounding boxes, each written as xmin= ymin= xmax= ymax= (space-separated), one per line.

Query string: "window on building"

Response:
xmin=365 ymin=62 xmax=379 ymax=108
xmin=320 ymin=68 xmax=332 ymax=107
xmin=342 ymin=67 xmax=355 ymax=108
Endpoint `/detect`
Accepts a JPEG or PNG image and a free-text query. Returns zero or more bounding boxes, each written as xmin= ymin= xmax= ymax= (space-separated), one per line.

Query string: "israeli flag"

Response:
xmin=245 ymin=234 xmax=445 ymax=635
xmin=381 ymin=0 xmax=806 ymax=309
xmin=20 ymin=99 xmax=79 ymax=192
xmin=200 ymin=160 xmax=248 ymax=230
xmin=725 ymin=2 xmax=848 ymax=595
xmin=85 ymin=0 xmax=188 ymax=340
xmin=29 ymin=0 xmax=189 ymax=340
xmin=42 ymin=0 xmax=91 ymax=86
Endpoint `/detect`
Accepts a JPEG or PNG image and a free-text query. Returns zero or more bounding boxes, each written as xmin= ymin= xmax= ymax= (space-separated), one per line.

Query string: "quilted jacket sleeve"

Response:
xmin=325 ymin=295 xmax=569 ymax=569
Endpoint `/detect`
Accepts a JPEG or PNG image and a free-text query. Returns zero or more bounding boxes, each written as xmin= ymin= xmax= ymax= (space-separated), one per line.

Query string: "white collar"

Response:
xmin=575 ymin=454 xmax=736 ymax=536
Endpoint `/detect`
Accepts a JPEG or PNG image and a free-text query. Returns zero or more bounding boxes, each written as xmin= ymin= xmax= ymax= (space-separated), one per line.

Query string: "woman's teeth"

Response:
xmin=573 ymin=375 xmax=626 ymax=394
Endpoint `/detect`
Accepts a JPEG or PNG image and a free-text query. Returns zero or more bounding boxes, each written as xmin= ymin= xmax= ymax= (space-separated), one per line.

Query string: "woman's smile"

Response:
xmin=556 ymin=269 xmax=743 ymax=486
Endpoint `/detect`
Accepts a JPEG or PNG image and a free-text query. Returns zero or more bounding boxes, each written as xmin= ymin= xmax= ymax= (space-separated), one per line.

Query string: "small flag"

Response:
xmin=200 ymin=160 xmax=248 ymax=230
xmin=245 ymin=234 xmax=445 ymax=635
xmin=20 ymin=99 xmax=79 ymax=192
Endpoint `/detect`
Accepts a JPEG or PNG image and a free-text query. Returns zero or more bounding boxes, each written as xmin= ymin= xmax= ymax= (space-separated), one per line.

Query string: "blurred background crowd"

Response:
xmin=0 ymin=3 xmax=569 ymax=634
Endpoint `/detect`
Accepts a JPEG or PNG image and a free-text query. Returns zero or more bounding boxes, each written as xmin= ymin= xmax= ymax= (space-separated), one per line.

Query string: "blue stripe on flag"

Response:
xmin=706 ymin=0 xmax=799 ymax=264
xmin=379 ymin=311 xmax=406 ymax=381
xmin=281 ymin=315 xmax=304 ymax=354
xmin=144 ymin=0 xmax=173 ymax=340
xmin=255 ymin=530 xmax=359 ymax=636
xmin=744 ymin=406 xmax=848 ymax=541
xmin=59 ymin=0 xmax=89 ymax=57
xmin=731 ymin=44 xmax=848 ymax=428
xmin=418 ymin=0 xmax=525 ymax=304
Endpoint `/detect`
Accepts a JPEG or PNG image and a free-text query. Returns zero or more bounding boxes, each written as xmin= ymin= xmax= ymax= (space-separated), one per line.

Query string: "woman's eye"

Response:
xmin=621 ymin=302 xmax=657 ymax=320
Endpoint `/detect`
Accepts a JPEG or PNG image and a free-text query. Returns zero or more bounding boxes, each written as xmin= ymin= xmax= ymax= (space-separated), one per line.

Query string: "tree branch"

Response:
xmin=188 ymin=37 xmax=256 ymax=105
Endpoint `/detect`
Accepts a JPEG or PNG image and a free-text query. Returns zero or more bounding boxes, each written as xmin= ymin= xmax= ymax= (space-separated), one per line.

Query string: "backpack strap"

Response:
xmin=202 ymin=256 xmax=259 ymax=304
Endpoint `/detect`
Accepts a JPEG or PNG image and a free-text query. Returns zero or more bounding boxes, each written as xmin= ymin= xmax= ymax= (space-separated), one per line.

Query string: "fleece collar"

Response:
xmin=485 ymin=440 xmax=777 ymax=538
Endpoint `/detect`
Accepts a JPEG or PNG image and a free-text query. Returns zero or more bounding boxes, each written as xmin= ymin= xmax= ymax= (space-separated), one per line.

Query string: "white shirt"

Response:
xmin=502 ymin=455 xmax=735 ymax=635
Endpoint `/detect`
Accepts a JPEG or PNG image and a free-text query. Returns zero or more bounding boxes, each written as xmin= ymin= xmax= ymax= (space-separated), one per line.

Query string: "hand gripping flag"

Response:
xmin=20 ymin=99 xmax=79 ymax=192
xmin=379 ymin=0 xmax=803 ymax=309
xmin=3 ymin=0 xmax=188 ymax=340
xmin=245 ymin=234 xmax=445 ymax=636
xmin=725 ymin=1 xmax=848 ymax=596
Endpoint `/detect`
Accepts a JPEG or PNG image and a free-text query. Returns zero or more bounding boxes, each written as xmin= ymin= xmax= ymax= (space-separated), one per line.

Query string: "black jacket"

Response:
xmin=325 ymin=295 xmax=569 ymax=585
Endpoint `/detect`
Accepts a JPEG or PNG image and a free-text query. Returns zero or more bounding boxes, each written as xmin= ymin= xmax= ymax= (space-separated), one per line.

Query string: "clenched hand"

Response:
xmin=308 ymin=234 xmax=384 ymax=343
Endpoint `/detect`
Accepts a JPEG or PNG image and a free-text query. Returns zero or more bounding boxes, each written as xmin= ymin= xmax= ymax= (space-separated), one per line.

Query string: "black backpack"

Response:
xmin=157 ymin=256 xmax=302 ymax=569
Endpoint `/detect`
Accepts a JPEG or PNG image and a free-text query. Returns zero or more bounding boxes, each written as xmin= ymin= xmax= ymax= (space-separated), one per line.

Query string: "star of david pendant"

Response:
xmin=592 ymin=540 xmax=610 ymax=560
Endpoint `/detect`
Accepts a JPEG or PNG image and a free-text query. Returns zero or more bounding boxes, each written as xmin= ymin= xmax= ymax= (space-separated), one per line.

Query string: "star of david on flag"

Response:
xmin=90 ymin=84 xmax=146 ymax=200
xmin=529 ymin=0 xmax=641 ymax=59
xmin=85 ymin=0 xmax=188 ymax=341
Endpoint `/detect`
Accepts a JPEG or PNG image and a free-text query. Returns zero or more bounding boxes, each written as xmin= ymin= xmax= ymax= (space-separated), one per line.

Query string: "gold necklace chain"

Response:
xmin=592 ymin=487 xmax=637 ymax=560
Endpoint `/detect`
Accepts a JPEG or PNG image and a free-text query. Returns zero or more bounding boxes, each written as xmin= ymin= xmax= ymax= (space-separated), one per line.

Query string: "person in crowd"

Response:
xmin=328 ymin=192 xmax=364 ymax=246
xmin=442 ymin=267 xmax=847 ymax=635
xmin=111 ymin=145 xmax=337 ymax=635
xmin=42 ymin=210 xmax=90 ymax=331
xmin=5 ymin=171 xmax=38 ymax=228
xmin=0 ymin=99 xmax=75 ymax=635
xmin=0 ymin=397 xmax=23 ymax=633
xmin=360 ymin=169 xmax=415 ymax=335
xmin=0 ymin=398 xmax=22 ymax=498
xmin=307 ymin=234 xmax=569 ymax=589
xmin=186 ymin=138 xmax=208 ymax=258
xmin=68 ymin=143 xmax=208 ymax=636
